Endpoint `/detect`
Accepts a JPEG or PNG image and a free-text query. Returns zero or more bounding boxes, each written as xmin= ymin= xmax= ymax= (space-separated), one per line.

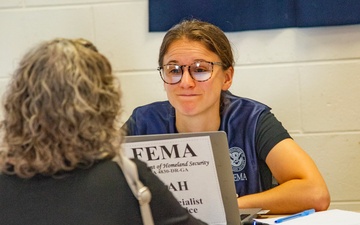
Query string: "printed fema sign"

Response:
xmin=123 ymin=136 xmax=227 ymax=224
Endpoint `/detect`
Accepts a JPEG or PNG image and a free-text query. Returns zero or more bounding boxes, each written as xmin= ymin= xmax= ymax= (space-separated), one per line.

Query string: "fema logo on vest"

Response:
xmin=229 ymin=147 xmax=246 ymax=172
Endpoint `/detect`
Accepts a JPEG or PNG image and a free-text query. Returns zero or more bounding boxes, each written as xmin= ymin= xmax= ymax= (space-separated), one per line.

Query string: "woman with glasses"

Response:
xmin=124 ymin=19 xmax=330 ymax=214
xmin=0 ymin=38 xmax=207 ymax=225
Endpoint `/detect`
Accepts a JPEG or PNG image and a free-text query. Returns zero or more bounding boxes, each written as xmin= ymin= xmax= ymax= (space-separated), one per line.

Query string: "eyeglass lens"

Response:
xmin=161 ymin=61 xmax=213 ymax=84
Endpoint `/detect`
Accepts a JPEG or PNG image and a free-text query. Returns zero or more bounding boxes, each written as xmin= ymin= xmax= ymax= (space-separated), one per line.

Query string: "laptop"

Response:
xmin=124 ymin=131 xmax=261 ymax=225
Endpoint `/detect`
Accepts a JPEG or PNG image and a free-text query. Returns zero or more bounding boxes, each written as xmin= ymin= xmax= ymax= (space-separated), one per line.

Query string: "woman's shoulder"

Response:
xmin=223 ymin=91 xmax=269 ymax=108
xmin=222 ymin=91 xmax=271 ymax=115
xmin=125 ymin=100 xmax=176 ymax=134
xmin=131 ymin=158 xmax=150 ymax=172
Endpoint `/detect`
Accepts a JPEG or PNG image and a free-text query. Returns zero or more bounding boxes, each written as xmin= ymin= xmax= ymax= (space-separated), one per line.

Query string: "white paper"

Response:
xmin=123 ymin=136 xmax=227 ymax=225
xmin=255 ymin=209 xmax=360 ymax=225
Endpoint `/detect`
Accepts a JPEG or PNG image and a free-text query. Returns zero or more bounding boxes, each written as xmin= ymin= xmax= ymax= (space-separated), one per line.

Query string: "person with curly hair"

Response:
xmin=0 ymin=38 xmax=206 ymax=225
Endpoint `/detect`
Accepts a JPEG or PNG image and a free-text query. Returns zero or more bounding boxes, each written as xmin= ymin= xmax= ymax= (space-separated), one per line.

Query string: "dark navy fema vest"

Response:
xmin=124 ymin=91 xmax=270 ymax=197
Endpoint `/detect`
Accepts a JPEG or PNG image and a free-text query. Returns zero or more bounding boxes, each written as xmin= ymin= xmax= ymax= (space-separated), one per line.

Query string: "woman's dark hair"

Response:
xmin=158 ymin=19 xmax=234 ymax=70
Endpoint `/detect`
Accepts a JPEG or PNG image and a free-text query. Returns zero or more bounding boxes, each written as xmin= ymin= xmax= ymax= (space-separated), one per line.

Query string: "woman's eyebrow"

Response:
xmin=164 ymin=60 xmax=179 ymax=64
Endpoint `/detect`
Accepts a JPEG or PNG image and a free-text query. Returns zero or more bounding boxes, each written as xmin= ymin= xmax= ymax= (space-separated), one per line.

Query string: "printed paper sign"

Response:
xmin=123 ymin=136 xmax=227 ymax=225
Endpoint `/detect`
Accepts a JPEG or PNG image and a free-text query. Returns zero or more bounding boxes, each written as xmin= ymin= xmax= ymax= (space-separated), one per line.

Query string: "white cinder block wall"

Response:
xmin=1 ymin=0 xmax=359 ymax=211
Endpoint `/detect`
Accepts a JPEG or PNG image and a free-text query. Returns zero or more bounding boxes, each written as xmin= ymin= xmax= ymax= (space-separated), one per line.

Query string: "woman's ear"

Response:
xmin=222 ymin=66 xmax=234 ymax=91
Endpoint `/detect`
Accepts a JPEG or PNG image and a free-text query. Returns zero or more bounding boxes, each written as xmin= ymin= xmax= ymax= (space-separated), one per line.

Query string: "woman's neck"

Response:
xmin=175 ymin=113 xmax=220 ymax=133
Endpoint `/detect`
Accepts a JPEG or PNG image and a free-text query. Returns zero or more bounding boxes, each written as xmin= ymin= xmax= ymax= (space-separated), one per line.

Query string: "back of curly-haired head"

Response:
xmin=0 ymin=38 xmax=123 ymax=178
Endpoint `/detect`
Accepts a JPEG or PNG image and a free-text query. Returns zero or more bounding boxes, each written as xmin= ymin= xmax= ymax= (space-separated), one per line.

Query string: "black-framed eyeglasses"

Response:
xmin=157 ymin=60 xmax=223 ymax=85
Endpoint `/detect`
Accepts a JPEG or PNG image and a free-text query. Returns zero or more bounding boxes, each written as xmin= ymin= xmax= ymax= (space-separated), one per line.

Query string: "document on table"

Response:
xmin=255 ymin=209 xmax=360 ymax=225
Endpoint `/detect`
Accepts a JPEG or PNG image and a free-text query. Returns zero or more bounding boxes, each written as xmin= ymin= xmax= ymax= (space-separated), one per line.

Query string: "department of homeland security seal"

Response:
xmin=229 ymin=147 xmax=246 ymax=172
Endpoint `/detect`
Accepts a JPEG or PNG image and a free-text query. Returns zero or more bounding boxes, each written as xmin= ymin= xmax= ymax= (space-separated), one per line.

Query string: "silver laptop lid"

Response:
xmin=124 ymin=131 xmax=241 ymax=225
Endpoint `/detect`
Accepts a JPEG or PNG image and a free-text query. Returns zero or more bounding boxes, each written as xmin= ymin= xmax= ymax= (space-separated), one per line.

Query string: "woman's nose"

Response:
xmin=179 ymin=67 xmax=195 ymax=88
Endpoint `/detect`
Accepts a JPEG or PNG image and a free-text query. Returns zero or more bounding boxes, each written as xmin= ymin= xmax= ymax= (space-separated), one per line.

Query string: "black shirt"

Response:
xmin=0 ymin=159 xmax=207 ymax=225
